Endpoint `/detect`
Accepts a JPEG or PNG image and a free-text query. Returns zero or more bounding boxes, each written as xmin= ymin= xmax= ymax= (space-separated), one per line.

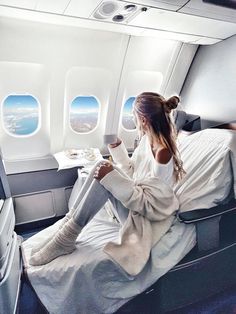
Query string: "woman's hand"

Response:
xmin=94 ymin=161 xmax=114 ymax=181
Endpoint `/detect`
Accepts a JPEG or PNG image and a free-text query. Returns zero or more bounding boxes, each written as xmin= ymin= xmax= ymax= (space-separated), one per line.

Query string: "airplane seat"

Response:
xmin=117 ymin=129 xmax=236 ymax=313
xmin=116 ymin=200 xmax=236 ymax=314
xmin=174 ymin=109 xmax=201 ymax=133
xmin=0 ymin=154 xmax=22 ymax=314
xmin=20 ymin=128 xmax=236 ymax=314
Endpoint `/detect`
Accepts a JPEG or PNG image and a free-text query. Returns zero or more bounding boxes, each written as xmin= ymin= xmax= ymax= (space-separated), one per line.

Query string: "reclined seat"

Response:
xmin=117 ymin=128 xmax=236 ymax=313
xmin=21 ymin=128 xmax=236 ymax=314
xmin=116 ymin=200 xmax=236 ymax=313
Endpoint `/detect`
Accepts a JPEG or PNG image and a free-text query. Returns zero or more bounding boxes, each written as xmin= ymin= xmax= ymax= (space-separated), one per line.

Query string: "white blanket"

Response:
xmin=22 ymin=208 xmax=195 ymax=314
xmin=22 ymin=129 xmax=236 ymax=314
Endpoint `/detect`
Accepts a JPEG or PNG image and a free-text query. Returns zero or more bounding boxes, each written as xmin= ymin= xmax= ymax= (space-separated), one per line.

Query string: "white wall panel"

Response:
xmin=35 ymin=0 xmax=71 ymax=14
xmin=0 ymin=17 xmax=129 ymax=170
xmin=164 ymin=43 xmax=198 ymax=98
xmin=0 ymin=62 xmax=50 ymax=160
xmin=181 ymin=35 xmax=236 ymax=128
xmin=0 ymin=0 xmax=37 ymax=9
xmin=14 ymin=191 xmax=55 ymax=224
xmin=0 ymin=17 xmax=195 ymax=172
xmin=64 ymin=0 xmax=103 ymax=18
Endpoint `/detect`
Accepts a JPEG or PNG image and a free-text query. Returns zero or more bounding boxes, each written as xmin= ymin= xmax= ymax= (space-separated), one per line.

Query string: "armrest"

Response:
xmin=178 ymin=198 xmax=236 ymax=252
xmin=178 ymin=198 xmax=236 ymax=224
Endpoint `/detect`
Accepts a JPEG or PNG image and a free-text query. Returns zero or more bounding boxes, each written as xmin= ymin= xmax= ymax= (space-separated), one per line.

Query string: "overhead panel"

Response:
xmin=179 ymin=0 xmax=236 ymax=23
xmin=129 ymin=7 xmax=236 ymax=39
xmin=64 ymin=0 xmax=103 ymax=18
xmin=0 ymin=0 xmax=37 ymax=9
xmin=90 ymin=1 xmax=149 ymax=23
xmin=124 ymin=0 xmax=188 ymax=11
xmin=140 ymin=28 xmax=220 ymax=44
xmin=35 ymin=0 xmax=71 ymax=14
xmin=0 ymin=0 xmax=235 ymax=43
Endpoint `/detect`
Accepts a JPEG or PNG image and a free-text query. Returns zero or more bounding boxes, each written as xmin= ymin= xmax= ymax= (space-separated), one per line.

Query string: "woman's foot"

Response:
xmin=29 ymin=218 xmax=82 ymax=266
xmin=30 ymin=212 xmax=72 ymax=255
xmin=29 ymin=238 xmax=76 ymax=266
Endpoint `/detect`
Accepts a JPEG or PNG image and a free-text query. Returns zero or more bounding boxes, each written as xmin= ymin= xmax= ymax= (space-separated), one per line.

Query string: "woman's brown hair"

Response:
xmin=134 ymin=92 xmax=185 ymax=182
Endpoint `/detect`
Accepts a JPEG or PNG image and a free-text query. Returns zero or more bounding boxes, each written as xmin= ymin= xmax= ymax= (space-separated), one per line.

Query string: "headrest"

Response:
xmin=174 ymin=110 xmax=201 ymax=132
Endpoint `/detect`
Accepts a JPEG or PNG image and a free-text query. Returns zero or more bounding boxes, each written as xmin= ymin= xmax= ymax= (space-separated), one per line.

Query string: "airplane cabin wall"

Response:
xmin=115 ymin=38 xmax=197 ymax=149
xmin=181 ymin=35 xmax=236 ymax=128
xmin=0 ymin=17 xmax=197 ymax=173
xmin=0 ymin=62 xmax=50 ymax=160
xmin=0 ymin=17 xmax=129 ymax=172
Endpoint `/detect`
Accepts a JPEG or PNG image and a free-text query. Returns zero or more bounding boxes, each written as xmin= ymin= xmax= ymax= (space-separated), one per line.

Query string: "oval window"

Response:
xmin=70 ymin=96 xmax=99 ymax=133
xmin=122 ymin=96 xmax=136 ymax=130
xmin=2 ymin=95 xmax=40 ymax=136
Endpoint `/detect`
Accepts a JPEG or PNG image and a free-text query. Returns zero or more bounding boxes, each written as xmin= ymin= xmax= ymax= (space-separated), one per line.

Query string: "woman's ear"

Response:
xmin=142 ymin=117 xmax=147 ymax=127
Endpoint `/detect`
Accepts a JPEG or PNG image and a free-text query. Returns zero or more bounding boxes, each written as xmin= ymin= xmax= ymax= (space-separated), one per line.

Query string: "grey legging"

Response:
xmin=70 ymin=160 xmax=129 ymax=227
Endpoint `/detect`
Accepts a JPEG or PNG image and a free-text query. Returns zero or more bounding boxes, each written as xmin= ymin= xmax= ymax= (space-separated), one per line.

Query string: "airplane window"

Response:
xmin=122 ymin=96 xmax=136 ymax=130
xmin=70 ymin=96 xmax=99 ymax=133
xmin=2 ymin=95 xmax=40 ymax=136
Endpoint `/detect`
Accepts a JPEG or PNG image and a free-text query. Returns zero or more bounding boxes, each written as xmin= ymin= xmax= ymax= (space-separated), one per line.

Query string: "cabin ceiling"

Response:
xmin=0 ymin=0 xmax=236 ymax=44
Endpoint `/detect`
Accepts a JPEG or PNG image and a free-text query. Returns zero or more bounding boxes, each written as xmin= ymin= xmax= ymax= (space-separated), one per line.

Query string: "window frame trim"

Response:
xmin=121 ymin=95 xmax=136 ymax=132
xmin=69 ymin=95 xmax=101 ymax=135
xmin=1 ymin=93 xmax=42 ymax=138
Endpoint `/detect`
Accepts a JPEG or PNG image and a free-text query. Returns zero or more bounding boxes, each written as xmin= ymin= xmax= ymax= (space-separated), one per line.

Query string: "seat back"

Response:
xmin=0 ymin=153 xmax=11 ymax=200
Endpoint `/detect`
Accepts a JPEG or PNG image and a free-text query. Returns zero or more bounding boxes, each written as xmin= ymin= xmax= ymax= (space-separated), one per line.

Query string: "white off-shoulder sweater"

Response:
xmin=100 ymin=135 xmax=179 ymax=276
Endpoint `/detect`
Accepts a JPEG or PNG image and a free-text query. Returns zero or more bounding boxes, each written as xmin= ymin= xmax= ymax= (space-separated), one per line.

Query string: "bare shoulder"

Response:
xmin=155 ymin=148 xmax=172 ymax=164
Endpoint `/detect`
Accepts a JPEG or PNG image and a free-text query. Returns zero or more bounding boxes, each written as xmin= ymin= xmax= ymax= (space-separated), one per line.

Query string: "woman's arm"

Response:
xmin=108 ymin=140 xmax=135 ymax=177
xmin=100 ymin=169 xmax=179 ymax=221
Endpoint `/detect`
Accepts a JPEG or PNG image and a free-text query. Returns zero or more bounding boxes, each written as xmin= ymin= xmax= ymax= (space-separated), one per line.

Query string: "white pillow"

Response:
xmin=174 ymin=129 xmax=236 ymax=212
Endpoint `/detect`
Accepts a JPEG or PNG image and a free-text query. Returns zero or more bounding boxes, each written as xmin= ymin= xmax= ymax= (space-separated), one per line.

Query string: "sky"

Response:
xmin=123 ymin=96 xmax=135 ymax=115
xmin=71 ymin=96 xmax=99 ymax=114
xmin=71 ymin=95 xmax=136 ymax=115
xmin=3 ymin=95 xmax=39 ymax=112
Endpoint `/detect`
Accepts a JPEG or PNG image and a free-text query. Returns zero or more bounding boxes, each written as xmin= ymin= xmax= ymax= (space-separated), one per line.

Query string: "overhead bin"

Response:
xmin=179 ymin=0 xmax=236 ymax=23
xmin=129 ymin=6 xmax=236 ymax=40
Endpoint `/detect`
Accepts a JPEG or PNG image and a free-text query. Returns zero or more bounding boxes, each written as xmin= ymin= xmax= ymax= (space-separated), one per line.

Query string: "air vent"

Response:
xmin=92 ymin=1 xmax=148 ymax=23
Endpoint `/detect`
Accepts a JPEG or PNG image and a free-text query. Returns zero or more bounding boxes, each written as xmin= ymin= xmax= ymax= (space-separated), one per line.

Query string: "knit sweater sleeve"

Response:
xmin=100 ymin=169 xmax=179 ymax=221
xmin=108 ymin=142 xmax=135 ymax=177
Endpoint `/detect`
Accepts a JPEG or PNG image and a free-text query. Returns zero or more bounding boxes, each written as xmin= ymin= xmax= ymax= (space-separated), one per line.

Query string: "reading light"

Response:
xmin=124 ymin=4 xmax=137 ymax=12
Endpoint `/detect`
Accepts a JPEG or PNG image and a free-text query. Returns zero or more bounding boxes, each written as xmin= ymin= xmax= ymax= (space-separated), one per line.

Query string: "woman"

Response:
xmin=30 ymin=92 xmax=185 ymax=275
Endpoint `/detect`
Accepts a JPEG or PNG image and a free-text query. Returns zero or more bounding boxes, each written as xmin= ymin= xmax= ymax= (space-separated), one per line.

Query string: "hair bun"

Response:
xmin=165 ymin=96 xmax=180 ymax=113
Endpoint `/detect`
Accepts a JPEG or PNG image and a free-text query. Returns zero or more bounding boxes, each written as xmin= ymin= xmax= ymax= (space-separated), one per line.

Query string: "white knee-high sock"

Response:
xmin=29 ymin=218 xmax=82 ymax=266
xmin=30 ymin=211 xmax=73 ymax=255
